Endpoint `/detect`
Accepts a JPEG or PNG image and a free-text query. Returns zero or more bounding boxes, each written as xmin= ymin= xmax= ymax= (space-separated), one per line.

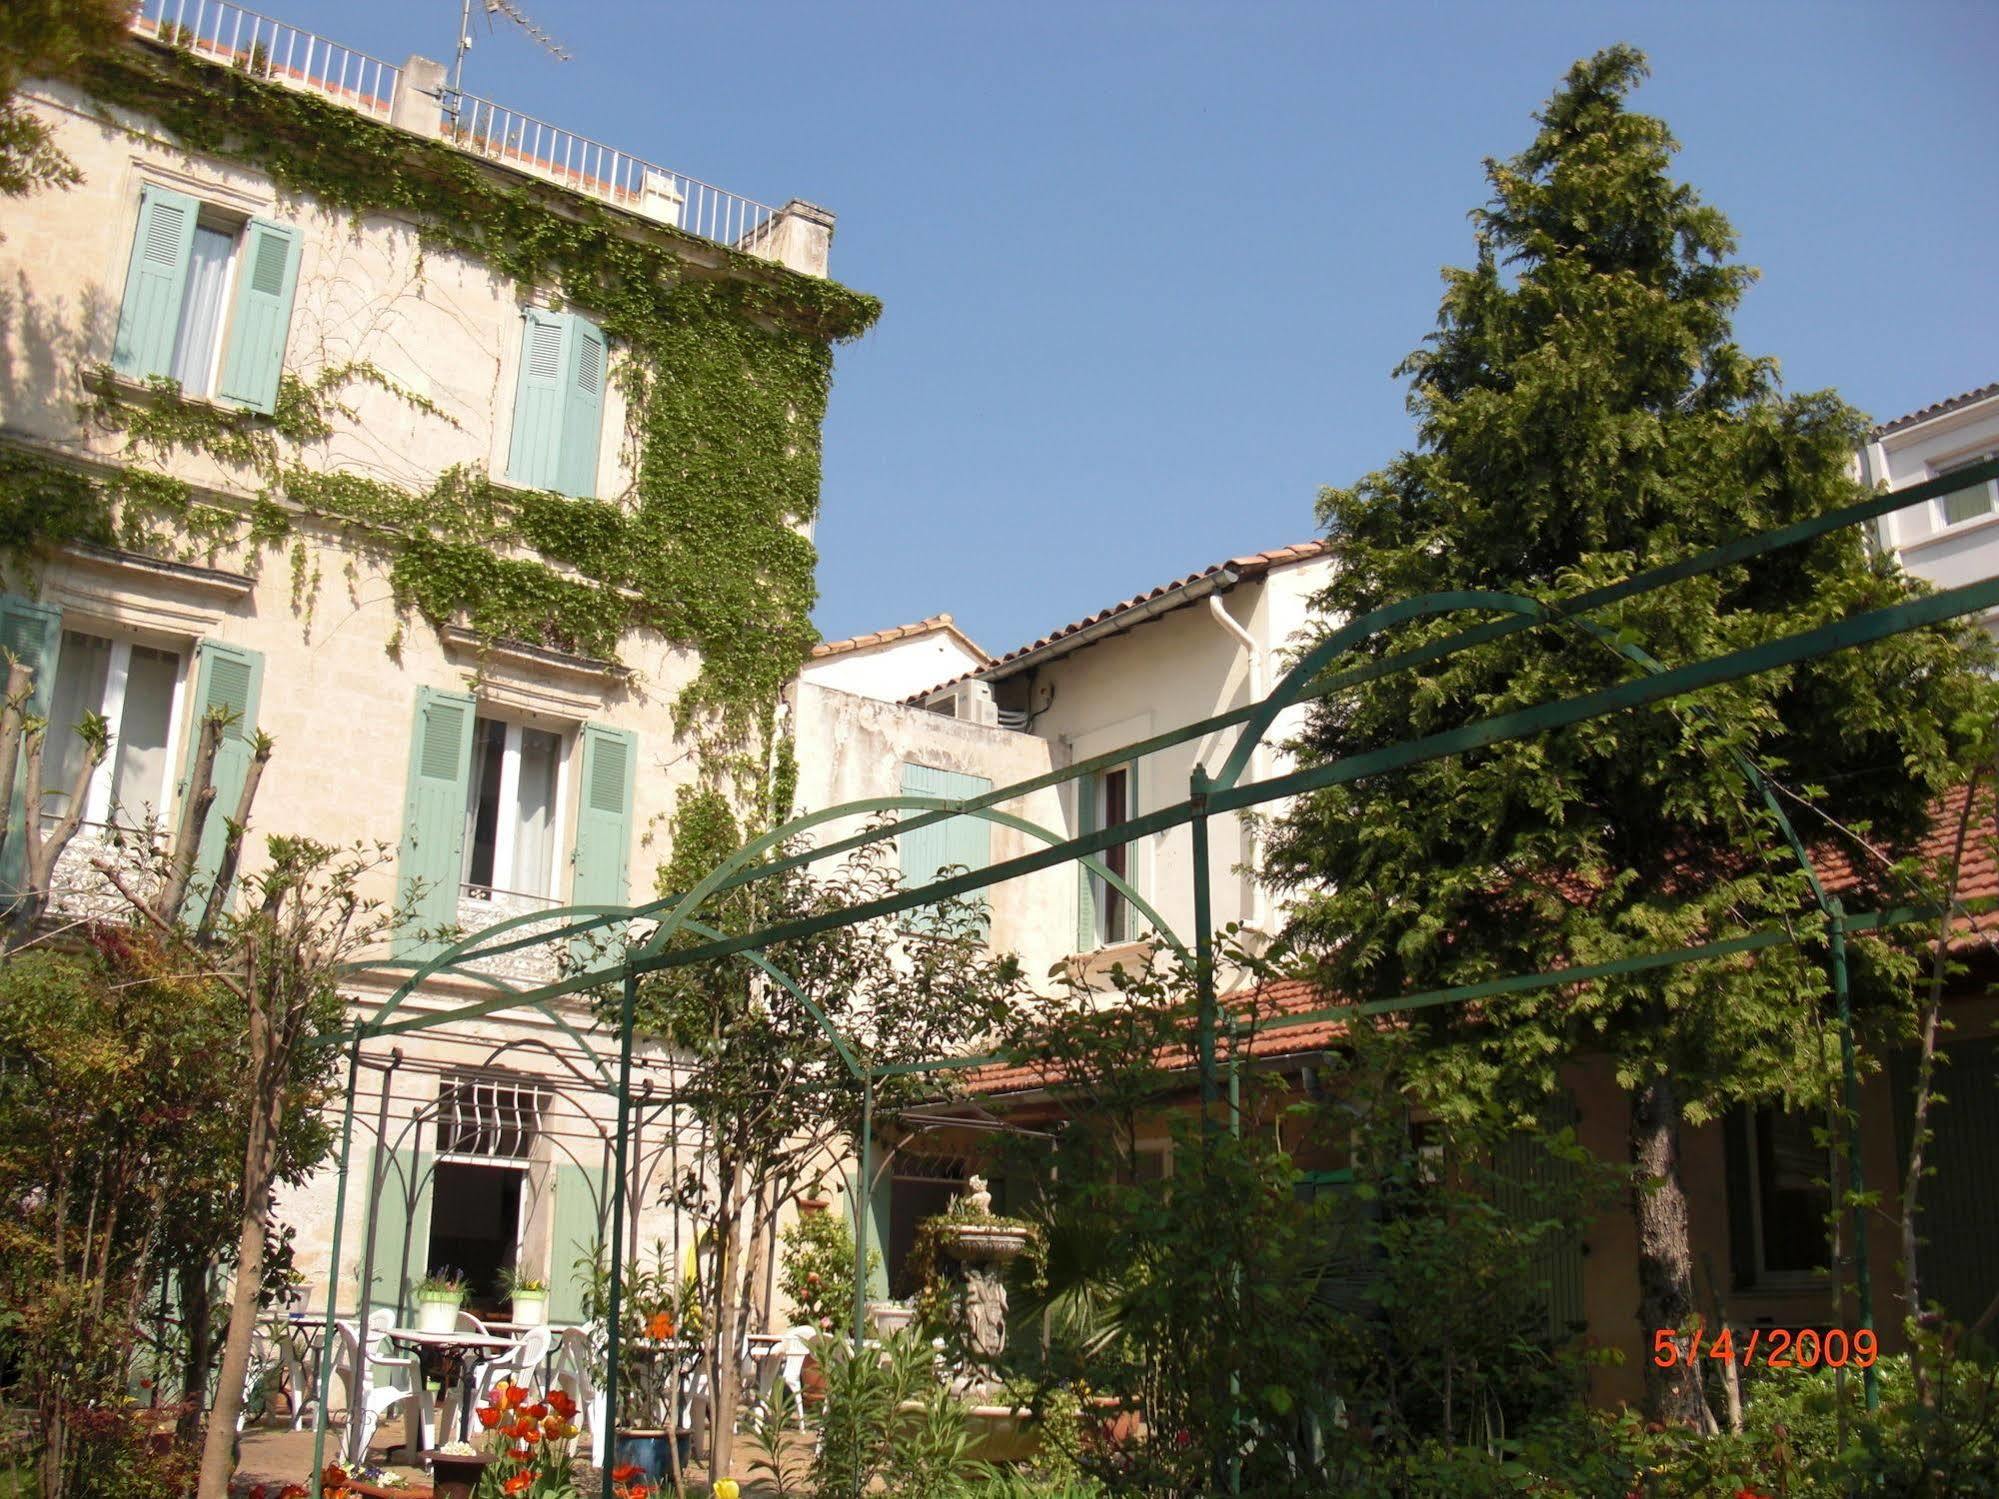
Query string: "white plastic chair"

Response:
xmin=447 ymin=1324 xmax=550 ymax=1432
xmin=455 ymin=1309 xmax=492 ymax=1335
xmin=745 ymin=1328 xmax=813 ymax=1431
xmin=551 ymin=1325 xmax=608 ymax=1467
xmin=341 ymin=1312 xmax=435 ymax=1465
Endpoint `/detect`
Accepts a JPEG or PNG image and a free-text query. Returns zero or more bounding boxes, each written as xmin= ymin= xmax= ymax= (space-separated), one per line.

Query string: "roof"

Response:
xmin=958 ymin=784 xmax=1999 ymax=1101
xmin=810 ymin=613 xmax=988 ymax=663
xmin=959 ymin=976 xmax=1343 ymax=1099
xmin=905 ymin=539 xmax=1331 ymax=703
xmin=1873 ymin=382 xmax=1999 ymax=440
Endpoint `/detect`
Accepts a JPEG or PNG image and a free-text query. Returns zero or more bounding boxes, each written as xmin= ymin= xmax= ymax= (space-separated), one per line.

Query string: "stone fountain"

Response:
xmin=935 ymin=1175 xmax=1032 ymax=1374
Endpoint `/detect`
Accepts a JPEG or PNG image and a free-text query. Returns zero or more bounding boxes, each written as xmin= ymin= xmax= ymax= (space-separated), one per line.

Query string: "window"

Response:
xmin=434 ymin=1071 xmax=549 ymax=1159
xmin=112 ymin=183 xmax=301 ymax=413
xmin=1080 ymin=764 xmax=1143 ymax=949
xmin=506 ymin=308 xmax=608 ymax=498
xmin=1936 ymin=453 xmax=1999 ymax=529
xmin=462 ymin=716 xmax=565 ymax=902
xmin=43 ymin=629 xmax=184 ymax=831
xmin=1133 ymin=1139 xmax=1173 ymax=1184
xmin=1730 ymin=1106 xmax=1830 ymax=1283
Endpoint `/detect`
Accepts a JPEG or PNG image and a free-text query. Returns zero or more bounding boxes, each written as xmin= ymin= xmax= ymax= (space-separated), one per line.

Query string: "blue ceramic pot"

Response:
xmin=612 ymin=1431 xmax=689 ymax=1479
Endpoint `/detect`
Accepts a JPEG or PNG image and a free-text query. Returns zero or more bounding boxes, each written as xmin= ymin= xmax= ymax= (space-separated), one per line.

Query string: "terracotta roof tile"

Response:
xmin=1872 ymin=382 xmax=1999 ymax=440
xmin=811 ymin=613 xmax=989 ymax=662
xmin=956 ymin=788 xmax=1999 ymax=1100
xmin=904 ymin=540 xmax=1331 ymax=704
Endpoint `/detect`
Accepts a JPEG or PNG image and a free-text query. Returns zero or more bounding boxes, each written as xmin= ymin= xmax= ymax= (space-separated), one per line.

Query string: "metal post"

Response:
xmin=600 ymin=970 xmax=639 ymax=1499
xmin=1829 ymin=903 xmax=1879 ymax=1411
xmin=854 ymin=1072 xmax=874 ymax=1347
xmin=310 ymin=1040 xmax=362 ymax=1490
xmin=1191 ymin=766 xmax=1218 ymax=1125
xmin=353 ymin=1049 xmax=401 ymax=1345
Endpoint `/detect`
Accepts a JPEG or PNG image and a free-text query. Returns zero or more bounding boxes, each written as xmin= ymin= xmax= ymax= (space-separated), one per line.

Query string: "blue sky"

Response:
xmin=317 ymin=0 xmax=1999 ymax=658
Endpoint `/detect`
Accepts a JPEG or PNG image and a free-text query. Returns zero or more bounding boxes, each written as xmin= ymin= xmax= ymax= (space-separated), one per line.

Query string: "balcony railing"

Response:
xmin=442 ymin=90 xmax=781 ymax=248
xmin=130 ymin=0 xmax=399 ymax=117
xmin=125 ymin=1 xmax=797 ymax=262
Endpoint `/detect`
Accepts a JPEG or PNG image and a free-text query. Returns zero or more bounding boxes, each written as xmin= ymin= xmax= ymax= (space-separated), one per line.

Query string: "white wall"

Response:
xmin=800 ymin=630 xmax=987 ymax=704
xmin=1868 ymin=392 xmax=1999 ymax=637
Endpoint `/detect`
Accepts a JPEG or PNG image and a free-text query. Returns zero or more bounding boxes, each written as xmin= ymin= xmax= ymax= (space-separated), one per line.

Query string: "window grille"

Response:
xmin=434 ymin=1073 xmax=549 ymax=1159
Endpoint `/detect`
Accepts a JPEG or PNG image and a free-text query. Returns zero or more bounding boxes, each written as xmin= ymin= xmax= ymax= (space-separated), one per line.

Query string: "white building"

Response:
xmin=1863 ymin=381 xmax=1999 ymax=637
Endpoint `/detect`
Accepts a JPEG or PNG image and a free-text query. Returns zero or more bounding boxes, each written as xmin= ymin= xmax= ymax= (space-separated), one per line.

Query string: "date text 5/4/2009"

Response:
xmin=1652 ymin=1325 xmax=1877 ymax=1370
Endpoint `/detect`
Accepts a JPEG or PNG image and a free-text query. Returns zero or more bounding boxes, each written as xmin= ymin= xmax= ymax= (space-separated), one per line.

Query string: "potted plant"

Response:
xmin=779 ymin=1209 xmax=878 ymax=1408
xmin=499 ymin=1268 xmax=548 ymax=1327
xmin=415 ymin=1269 xmax=466 ymax=1334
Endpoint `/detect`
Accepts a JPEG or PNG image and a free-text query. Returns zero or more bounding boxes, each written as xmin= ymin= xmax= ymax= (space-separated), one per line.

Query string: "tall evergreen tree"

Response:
xmin=1266 ymin=46 xmax=1994 ymax=1424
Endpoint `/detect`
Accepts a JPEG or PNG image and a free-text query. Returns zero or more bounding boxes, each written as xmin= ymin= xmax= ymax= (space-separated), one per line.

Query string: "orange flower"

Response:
xmin=525 ymin=1402 xmax=548 ymax=1420
xmin=645 ymin=1311 xmax=674 ymax=1338
xmin=610 ymin=1466 xmax=644 ymax=1484
xmin=542 ymin=1415 xmax=571 ymax=1439
xmin=500 ymin=1381 xmax=529 ymax=1409
xmin=278 ymin=1487 xmax=308 ymax=1499
xmin=502 ymin=1474 xmax=536 ymax=1496
xmin=477 ymin=1406 xmax=503 ymax=1429
xmin=510 ymin=1417 xmax=540 ymax=1442
xmin=546 ymin=1389 xmax=576 ymax=1419
xmin=322 ymin=1465 xmax=350 ymax=1496
xmin=510 ymin=1444 xmax=533 ymax=1461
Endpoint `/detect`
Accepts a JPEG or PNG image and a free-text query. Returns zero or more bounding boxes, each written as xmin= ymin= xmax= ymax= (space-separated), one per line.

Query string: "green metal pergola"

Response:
xmin=302 ymin=455 xmax=1999 ymax=1494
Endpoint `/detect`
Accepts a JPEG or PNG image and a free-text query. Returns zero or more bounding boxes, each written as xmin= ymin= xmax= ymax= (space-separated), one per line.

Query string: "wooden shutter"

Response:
xmin=112 ymin=183 xmax=199 ymax=380
xmin=1075 ymin=771 xmax=1097 ymax=953
xmin=547 ymin=1162 xmax=606 ymax=1324
xmin=506 ymin=309 xmax=570 ymax=492
xmin=899 ymin=763 xmax=990 ymax=930
xmin=1892 ymin=1036 xmax=1999 ymax=1324
xmin=214 ymin=219 xmax=301 ymax=414
xmin=185 ymin=640 xmax=264 ymax=924
xmin=0 ymin=598 xmax=62 ymax=896
xmin=1123 ymin=758 xmax=1145 ymax=940
xmin=366 ymin=1146 xmax=433 ymax=1320
xmin=556 ymin=315 xmax=608 ymax=499
xmin=394 ymin=688 xmax=476 ymax=957
xmin=570 ymin=724 xmax=636 ymax=908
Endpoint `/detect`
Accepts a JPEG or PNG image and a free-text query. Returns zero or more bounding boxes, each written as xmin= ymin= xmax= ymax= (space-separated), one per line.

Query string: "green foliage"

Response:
xmin=810 ymin=1330 xmax=987 ymax=1499
xmin=0 ymin=0 xmax=127 ymax=200
xmin=1265 ymin=42 xmax=1999 ymax=1425
xmin=6 ymin=30 xmax=880 ymax=784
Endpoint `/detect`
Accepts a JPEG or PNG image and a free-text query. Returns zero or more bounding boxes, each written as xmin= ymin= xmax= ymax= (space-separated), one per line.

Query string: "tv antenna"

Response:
xmin=450 ymin=0 xmax=571 ymax=94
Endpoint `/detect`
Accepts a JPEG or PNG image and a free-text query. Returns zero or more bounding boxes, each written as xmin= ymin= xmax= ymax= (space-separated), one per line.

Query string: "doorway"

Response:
xmin=427 ymin=1161 xmax=524 ymax=1318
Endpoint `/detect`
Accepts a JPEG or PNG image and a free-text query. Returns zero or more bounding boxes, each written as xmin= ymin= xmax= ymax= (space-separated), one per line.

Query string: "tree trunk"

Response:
xmin=196 ymin=1072 xmax=280 ymax=1498
xmin=1630 ymin=1071 xmax=1711 ymax=1428
xmin=178 ymin=1260 xmax=215 ymax=1441
xmin=707 ymin=1181 xmax=742 ymax=1483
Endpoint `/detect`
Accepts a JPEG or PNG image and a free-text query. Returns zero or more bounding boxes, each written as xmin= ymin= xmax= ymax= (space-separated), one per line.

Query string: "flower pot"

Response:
xmin=796 ymin=1195 xmax=830 ymax=1216
xmin=420 ymin=1448 xmax=496 ymax=1499
xmin=613 ymin=1429 xmax=689 ymax=1480
xmin=416 ymin=1296 xmax=461 ymax=1334
xmin=509 ymin=1290 xmax=547 ymax=1326
xmin=800 ymin=1352 xmax=826 ymax=1409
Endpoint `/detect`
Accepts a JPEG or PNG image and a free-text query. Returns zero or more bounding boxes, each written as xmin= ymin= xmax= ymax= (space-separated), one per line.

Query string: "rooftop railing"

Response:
xmin=131 ymin=0 xmax=399 ymax=117
xmin=126 ymin=0 xmax=802 ymax=264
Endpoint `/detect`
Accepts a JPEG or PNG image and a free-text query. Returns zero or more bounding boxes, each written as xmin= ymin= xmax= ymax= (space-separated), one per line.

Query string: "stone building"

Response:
xmin=0 ymin=0 xmax=870 ymax=1331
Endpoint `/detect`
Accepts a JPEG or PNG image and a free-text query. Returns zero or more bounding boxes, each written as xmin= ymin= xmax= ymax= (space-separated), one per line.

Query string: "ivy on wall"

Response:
xmin=6 ymin=33 xmax=880 ymax=778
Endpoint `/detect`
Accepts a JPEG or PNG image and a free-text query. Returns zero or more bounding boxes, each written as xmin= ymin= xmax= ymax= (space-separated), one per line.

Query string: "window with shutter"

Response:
xmin=395 ymin=688 xmax=477 ymax=957
xmin=214 ymin=219 xmax=301 ymax=413
xmin=506 ymin=310 xmax=608 ymax=499
xmin=1078 ymin=764 xmax=1145 ymax=949
xmin=898 ymin=763 xmax=991 ymax=931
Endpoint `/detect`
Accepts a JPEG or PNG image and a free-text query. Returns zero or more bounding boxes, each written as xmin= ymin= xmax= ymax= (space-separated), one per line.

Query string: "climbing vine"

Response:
xmin=4 ymin=31 xmax=880 ymax=785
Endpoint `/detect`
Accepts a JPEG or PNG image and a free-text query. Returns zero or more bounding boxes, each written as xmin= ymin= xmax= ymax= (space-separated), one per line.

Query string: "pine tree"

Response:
xmin=1266 ymin=46 xmax=1994 ymax=1424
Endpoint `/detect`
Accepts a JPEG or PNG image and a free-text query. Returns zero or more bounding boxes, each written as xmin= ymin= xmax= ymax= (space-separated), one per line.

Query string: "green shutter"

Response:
xmin=394 ymin=688 xmax=476 ymax=958
xmin=1075 ymin=770 xmax=1097 ymax=953
xmin=570 ymin=724 xmax=635 ymax=908
xmin=366 ymin=1146 xmax=433 ymax=1321
xmin=184 ymin=641 xmax=264 ymax=923
xmin=214 ymin=219 xmax=300 ymax=414
xmin=900 ymin=763 xmax=990 ymax=930
xmin=548 ymin=1163 xmax=606 ymax=1324
xmin=1891 ymin=1036 xmax=1999 ymax=1324
xmin=112 ymin=183 xmax=199 ymax=380
xmin=0 ymin=598 xmax=62 ymax=897
xmin=556 ymin=315 xmax=607 ymax=499
xmin=506 ymin=309 xmax=570 ymax=492
xmin=1124 ymin=758 xmax=1145 ymax=940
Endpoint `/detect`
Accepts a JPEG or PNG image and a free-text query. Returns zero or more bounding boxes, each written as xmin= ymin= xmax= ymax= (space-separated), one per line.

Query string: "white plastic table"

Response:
xmin=385 ymin=1326 xmax=522 ymax=1443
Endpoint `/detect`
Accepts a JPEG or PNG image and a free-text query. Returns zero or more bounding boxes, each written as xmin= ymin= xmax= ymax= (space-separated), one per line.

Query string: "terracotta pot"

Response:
xmin=800 ymin=1351 xmax=827 ymax=1408
xmin=796 ymin=1195 xmax=830 ymax=1215
xmin=420 ymin=1449 xmax=496 ymax=1499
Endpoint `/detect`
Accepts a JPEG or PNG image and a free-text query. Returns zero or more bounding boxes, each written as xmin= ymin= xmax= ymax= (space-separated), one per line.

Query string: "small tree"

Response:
xmin=0 ymin=654 xmax=107 ymax=948
xmin=1265 ymin=46 xmax=1997 ymax=1425
xmin=632 ymin=790 xmax=1031 ymax=1482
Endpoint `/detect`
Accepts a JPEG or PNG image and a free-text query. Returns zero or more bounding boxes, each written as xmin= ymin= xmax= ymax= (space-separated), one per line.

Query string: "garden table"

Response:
xmin=385 ymin=1326 xmax=521 ymax=1443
